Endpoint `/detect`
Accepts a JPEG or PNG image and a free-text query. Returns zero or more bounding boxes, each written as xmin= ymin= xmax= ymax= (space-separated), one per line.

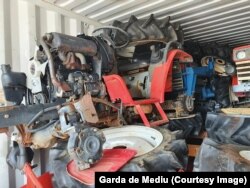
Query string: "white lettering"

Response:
xmin=99 ymin=176 xmax=126 ymax=183
xmin=142 ymin=176 xmax=168 ymax=183
xmin=129 ymin=176 xmax=139 ymax=183
xmin=142 ymin=176 xmax=149 ymax=183
xmin=99 ymin=176 xmax=106 ymax=183
xmin=209 ymin=178 xmax=215 ymax=185
xmin=174 ymin=176 xmax=214 ymax=185
xmin=174 ymin=176 xmax=181 ymax=183
xmin=217 ymin=176 xmax=244 ymax=185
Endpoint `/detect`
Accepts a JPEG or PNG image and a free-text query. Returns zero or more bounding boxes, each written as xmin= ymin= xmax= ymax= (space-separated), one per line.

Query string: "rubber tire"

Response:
xmin=194 ymin=138 xmax=250 ymax=171
xmin=49 ymin=142 xmax=89 ymax=188
xmin=50 ymin=128 xmax=188 ymax=187
xmin=167 ymin=113 xmax=203 ymax=139
xmin=120 ymin=127 xmax=188 ymax=172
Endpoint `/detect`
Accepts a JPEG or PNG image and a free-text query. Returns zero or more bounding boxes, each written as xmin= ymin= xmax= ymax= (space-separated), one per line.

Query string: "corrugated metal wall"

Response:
xmin=0 ymin=0 xmax=99 ymax=73
xmin=0 ymin=0 xmax=100 ymax=187
xmin=48 ymin=0 xmax=250 ymax=47
xmin=0 ymin=0 xmax=249 ymax=187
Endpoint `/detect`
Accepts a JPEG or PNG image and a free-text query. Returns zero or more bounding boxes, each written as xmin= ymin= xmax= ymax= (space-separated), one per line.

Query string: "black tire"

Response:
xmin=120 ymin=127 xmax=188 ymax=171
xmin=167 ymin=113 xmax=203 ymax=139
xmin=194 ymin=138 xmax=250 ymax=171
xmin=50 ymin=128 xmax=188 ymax=187
xmin=213 ymin=75 xmax=231 ymax=108
xmin=49 ymin=142 xmax=89 ymax=188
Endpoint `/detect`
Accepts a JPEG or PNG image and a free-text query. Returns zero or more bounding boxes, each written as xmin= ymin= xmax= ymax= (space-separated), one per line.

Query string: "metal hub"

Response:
xmin=184 ymin=96 xmax=194 ymax=112
xmin=103 ymin=126 xmax=163 ymax=157
xmin=84 ymin=135 xmax=101 ymax=156
xmin=67 ymin=127 xmax=105 ymax=170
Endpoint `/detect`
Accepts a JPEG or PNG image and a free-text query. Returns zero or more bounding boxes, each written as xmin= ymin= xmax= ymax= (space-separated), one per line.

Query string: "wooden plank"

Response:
xmin=188 ymin=144 xmax=200 ymax=157
xmin=221 ymin=108 xmax=250 ymax=115
xmin=187 ymin=131 xmax=206 ymax=157
xmin=0 ymin=89 xmax=6 ymax=106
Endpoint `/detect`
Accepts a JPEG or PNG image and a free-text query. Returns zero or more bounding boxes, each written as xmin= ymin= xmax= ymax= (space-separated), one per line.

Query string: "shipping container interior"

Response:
xmin=0 ymin=0 xmax=249 ymax=187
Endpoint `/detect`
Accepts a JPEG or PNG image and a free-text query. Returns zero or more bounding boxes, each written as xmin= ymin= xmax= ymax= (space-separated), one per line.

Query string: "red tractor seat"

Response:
xmin=103 ymin=74 xmax=168 ymax=127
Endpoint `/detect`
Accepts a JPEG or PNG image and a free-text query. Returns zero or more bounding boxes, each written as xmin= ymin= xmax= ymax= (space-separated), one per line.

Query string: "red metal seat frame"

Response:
xmin=103 ymin=49 xmax=193 ymax=127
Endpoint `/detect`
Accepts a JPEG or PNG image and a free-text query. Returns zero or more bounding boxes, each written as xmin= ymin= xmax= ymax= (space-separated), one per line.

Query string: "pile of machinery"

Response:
xmin=0 ymin=13 xmax=249 ymax=186
xmin=185 ymin=43 xmax=250 ymax=111
xmin=185 ymin=44 xmax=250 ymax=172
xmin=0 ymin=15 xmax=192 ymax=187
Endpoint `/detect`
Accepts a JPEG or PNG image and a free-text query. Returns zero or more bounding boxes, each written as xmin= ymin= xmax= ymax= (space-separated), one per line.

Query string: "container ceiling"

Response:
xmin=46 ymin=0 xmax=250 ymax=47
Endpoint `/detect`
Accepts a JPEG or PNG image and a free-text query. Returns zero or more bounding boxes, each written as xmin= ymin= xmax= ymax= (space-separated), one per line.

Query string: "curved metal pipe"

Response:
xmin=162 ymin=40 xmax=182 ymax=64
xmin=41 ymin=35 xmax=70 ymax=91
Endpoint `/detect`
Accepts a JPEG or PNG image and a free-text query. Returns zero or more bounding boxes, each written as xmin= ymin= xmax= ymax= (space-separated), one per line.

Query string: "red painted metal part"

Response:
xmin=103 ymin=74 xmax=168 ymax=126
xmin=164 ymin=49 xmax=193 ymax=93
xmin=165 ymin=71 xmax=172 ymax=92
xmin=233 ymin=45 xmax=250 ymax=62
xmin=66 ymin=149 xmax=136 ymax=185
xmin=103 ymin=74 xmax=134 ymax=105
xmin=103 ymin=49 xmax=192 ymax=127
xmin=232 ymin=45 xmax=250 ymax=93
xmin=21 ymin=163 xmax=53 ymax=188
xmin=232 ymin=75 xmax=238 ymax=86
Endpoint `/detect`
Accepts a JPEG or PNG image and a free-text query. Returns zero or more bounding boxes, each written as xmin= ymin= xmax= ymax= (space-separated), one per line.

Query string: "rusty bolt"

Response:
xmin=76 ymin=147 xmax=81 ymax=153
xmin=80 ymin=132 xmax=84 ymax=137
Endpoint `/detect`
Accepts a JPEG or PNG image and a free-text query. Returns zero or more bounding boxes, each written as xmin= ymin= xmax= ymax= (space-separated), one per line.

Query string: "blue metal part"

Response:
xmin=183 ymin=58 xmax=215 ymax=100
xmin=201 ymin=87 xmax=215 ymax=100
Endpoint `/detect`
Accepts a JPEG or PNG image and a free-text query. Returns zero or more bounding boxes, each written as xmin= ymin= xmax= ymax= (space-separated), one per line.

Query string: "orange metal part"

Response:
xmin=21 ymin=163 xmax=53 ymax=188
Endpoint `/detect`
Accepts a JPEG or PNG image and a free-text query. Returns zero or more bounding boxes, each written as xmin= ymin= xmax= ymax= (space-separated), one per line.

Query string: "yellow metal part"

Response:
xmin=201 ymin=56 xmax=227 ymax=76
xmin=221 ymin=108 xmax=250 ymax=115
